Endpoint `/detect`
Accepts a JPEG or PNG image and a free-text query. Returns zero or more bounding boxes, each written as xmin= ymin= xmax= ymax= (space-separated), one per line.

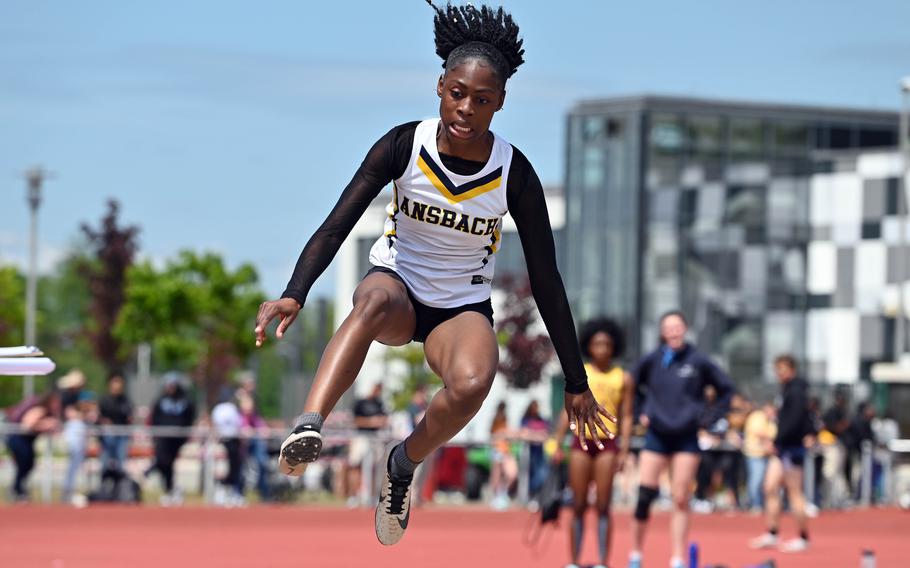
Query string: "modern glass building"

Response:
xmin=563 ymin=95 xmax=900 ymax=382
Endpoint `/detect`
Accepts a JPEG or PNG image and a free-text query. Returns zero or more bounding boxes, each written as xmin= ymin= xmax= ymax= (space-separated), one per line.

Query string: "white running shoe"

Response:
xmin=779 ymin=537 xmax=809 ymax=553
xmin=749 ymin=532 xmax=779 ymax=549
xmin=374 ymin=451 xmax=414 ymax=546
xmin=277 ymin=427 xmax=322 ymax=476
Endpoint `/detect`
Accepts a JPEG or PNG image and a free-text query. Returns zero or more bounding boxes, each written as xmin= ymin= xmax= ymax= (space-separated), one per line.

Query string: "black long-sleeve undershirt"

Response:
xmin=281 ymin=122 xmax=589 ymax=393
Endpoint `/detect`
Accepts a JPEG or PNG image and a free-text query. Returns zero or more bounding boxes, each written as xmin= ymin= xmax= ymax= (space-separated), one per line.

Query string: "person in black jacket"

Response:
xmin=146 ymin=374 xmax=196 ymax=505
xmin=846 ymin=402 xmax=875 ymax=499
xmin=750 ymin=354 xmax=811 ymax=553
xmin=98 ymin=372 xmax=133 ymax=471
xmin=628 ymin=311 xmax=735 ymax=568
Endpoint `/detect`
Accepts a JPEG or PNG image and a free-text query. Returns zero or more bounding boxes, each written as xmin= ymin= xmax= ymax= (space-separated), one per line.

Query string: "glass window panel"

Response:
xmin=730 ymin=118 xmax=765 ymax=158
xmin=829 ymin=125 xmax=852 ymax=149
xmin=583 ymin=146 xmax=604 ymax=190
xmin=649 ymin=188 xmax=679 ymax=225
xmin=583 ymin=116 xmax=606 ymax=143
xmin=858 ymin=128 xmax=896 ymax=148
xmin=650 ymin=113 xmax=685 ymax=155
xmin=725 ymin=185 xmax=766 ymax=227
xmin=861 ymin=221 xmax=882 ymax=240
xmin=679 ymin=188 xmax=698 ymax=227
xmin=686 ymin=115 xmax=724 ymax=156
xmin=607 ymin=118 xmax=624 ymax=139
xmin=773 ymin=121 xmax=809 ymax=154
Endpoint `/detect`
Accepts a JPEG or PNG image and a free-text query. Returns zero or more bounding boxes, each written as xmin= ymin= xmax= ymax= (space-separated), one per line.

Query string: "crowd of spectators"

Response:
xmin=0 ymin=368 xmax=902 ymax=511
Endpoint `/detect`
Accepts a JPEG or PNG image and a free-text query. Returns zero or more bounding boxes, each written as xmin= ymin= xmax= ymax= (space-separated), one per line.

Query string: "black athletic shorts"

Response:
xmin=643 ymin=428 xmax=700 ymax=455
xmin=364 ymin=266 xmax=494 ymax=343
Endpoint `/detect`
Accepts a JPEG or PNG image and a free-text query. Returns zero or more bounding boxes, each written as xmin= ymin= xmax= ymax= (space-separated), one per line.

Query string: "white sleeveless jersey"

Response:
xmin=369 ymin=118 xmax=513 ymax=308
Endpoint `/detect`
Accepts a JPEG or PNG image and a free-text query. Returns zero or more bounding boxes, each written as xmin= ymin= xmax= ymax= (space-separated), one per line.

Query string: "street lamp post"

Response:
xmin=23 ymin=166 xmax=49 ymax=398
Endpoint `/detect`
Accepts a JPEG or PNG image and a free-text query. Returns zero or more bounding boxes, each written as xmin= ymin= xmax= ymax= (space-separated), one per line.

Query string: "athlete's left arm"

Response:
xmin=506 ymin=149 xmax=588 ymax=395
xmin=506 ymin=149 xmax=616 ymax=444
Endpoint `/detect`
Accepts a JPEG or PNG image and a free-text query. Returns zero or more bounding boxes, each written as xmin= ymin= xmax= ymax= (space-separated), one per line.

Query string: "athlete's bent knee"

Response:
xmin=351 ymin=288 xmax=394 ymax=328
xmin=448 ymin=370 xmax=494 ymax=414
xmin=634 ymin=485 xmax=659 ymax=521
xmin=671 ymin=490 xmax=689 ymax=511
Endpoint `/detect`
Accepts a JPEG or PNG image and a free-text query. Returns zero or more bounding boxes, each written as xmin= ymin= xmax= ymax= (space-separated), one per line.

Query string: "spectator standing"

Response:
xmin=694 ymin=385 xmax=733 ymax=512
xmin=58 ymin=369 xmax=85 ymax=416
xmin=629 ymin=311 xmax=735 ymax=568
xmin=872 ymin=411 xmax=899 ymax=502
xmin=489 ymin=401 xmax=517 ymax=510
xmin=347 ymin=383 xmax=388 ymax=506
xmin=846 ymin=402 xmax=875 ymax=500
xmin=62 ymin=391 xmax=99 ymax=504
xmin=820 ymin=391 xmax=851 ymax=507
xmin=806 ymin=396 xmax=825 ymax=507
xmin=237 ymin=389 xmax=271 ymax=501
xmin=725 ymin=394 xmax=750 ymax=509
xmin=57 ymin=370 xmax=90 ymax=504
xmin=743 ymin=400 xmax=777 ymax=512
xmin=406 ymin=385 xmax=429 ymax=433
xmin=98 ymin=372 xmax=133 ymax=471
xmin=551 ymin=317 xmax=633 ymax=568
xmin=750 ymin=355 xmax=812 ymax=553
xmin=5 ymin=391 xmax=60 ymax=501
xmin=520 ymin=400 xmax=550 ymax=499
xmin=147 ymin=374 xmax=196 ymax=505
xmin=212 ymin=390 xmax=245 ymax=506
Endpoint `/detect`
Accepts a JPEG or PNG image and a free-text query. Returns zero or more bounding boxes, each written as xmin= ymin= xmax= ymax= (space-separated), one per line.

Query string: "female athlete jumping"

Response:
xmin=254 ymin=2 xmax=614 ymax=546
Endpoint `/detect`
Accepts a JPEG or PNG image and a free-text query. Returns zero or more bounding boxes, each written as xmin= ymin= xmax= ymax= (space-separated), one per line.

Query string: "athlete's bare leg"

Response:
xmin=568 ymin=449 xmax=594 ymax=565
xmin=783 ymin=464 xmax=809 ymax=535
xmin=631 ymin=450 xmax=668 ymax=556
xmin=764 ymin=456 xmax=784 ymax=528
xmin=302 ymin=273 xmax=416 ymax=417
xmin=593 ymin=450 xmax=619 ymax=566
xmin=399 ymin=312 xmax=498 ymax=461
xmin=669 ymin=452 xmax=700 ymax=562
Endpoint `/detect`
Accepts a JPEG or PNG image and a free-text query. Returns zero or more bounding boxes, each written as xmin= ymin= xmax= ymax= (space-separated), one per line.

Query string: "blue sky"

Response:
xmin=2 ymin=0 xmax=908 ymax=299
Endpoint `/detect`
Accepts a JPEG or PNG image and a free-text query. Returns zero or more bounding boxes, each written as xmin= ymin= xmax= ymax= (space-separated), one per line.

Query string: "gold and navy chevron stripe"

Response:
xmin=417 ymin=146 xmax=502 ymax=204
xmin=482 ymin=223 xmax=502 ymax=265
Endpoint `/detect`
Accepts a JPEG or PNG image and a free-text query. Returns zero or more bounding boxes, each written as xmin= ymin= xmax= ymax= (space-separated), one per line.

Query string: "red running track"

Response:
xmin=0 ymin=505 xmax=907 ymax=568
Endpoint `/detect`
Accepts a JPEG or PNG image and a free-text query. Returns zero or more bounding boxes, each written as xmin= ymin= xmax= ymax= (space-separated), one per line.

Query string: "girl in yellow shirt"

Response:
xmin=552 ymin=318 xmax=634 ymax=568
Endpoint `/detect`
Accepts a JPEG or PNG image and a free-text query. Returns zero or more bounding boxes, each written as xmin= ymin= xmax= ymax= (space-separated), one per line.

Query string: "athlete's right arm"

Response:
xmin=254 ymin=123 xmax=416 ymax=346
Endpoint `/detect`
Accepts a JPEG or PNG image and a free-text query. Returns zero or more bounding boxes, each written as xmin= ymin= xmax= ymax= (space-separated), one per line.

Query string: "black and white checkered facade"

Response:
xmin=807 ymin=151 xmax=909 ymax=383
xmin=564 ymin=95 xmax=901 ymax=384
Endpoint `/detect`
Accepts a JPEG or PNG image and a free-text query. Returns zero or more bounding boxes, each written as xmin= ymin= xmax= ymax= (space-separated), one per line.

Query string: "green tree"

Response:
xmin=38 ymin=251 xmax=105 ymax=394
xmin=0 ymin=253 xmax=104 ymax=406
xmin=0 ymin=265 xmax=26 ymax=406
xmin=115 ymin=250 xmax=266 ymax=408
xmin=0 ymin=265 xmax=25 ymax=346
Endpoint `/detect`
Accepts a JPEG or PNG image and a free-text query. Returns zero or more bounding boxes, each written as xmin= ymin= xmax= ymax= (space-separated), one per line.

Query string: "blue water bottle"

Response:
xmin=688 ymin=542 xmax=699 ymax=568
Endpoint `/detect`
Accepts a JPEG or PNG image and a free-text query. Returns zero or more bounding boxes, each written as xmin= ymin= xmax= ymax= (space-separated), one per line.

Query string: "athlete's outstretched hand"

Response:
xmin=564 ymin=389 xmax=617 ymax=452
xmin=254 ymin=298 xmax=301 ymax=347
